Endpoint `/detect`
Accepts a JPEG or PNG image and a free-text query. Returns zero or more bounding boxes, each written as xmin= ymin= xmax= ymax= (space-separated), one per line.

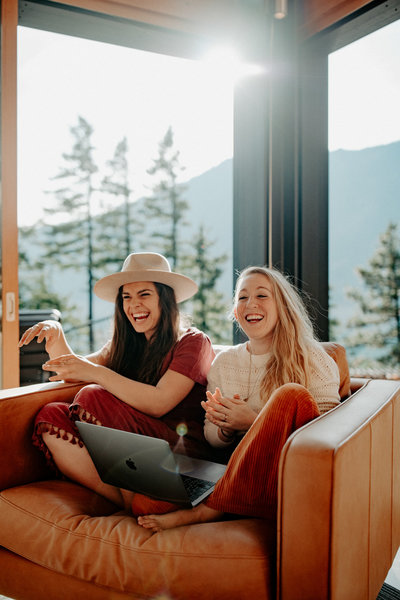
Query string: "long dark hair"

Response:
xmin=107 ymin=282 xmax=181 ymax=385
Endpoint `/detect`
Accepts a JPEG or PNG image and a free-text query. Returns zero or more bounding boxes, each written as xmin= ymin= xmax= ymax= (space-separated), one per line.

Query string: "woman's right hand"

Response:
xmin=18 ymin=320 xmax=69 ymax=357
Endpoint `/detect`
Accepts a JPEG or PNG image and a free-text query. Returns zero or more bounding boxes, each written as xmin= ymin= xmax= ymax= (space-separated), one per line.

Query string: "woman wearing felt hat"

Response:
xmin=19 ymin=252 xmax=215 ymax=508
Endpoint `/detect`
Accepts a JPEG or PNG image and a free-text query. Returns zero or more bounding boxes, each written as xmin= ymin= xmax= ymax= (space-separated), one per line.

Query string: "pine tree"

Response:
xmin=345 ymin=222 xmax=400 ymax=367
xmin=183 ymin=225 xmax=232 ymax=344
xmin=41 ymin=116 xmax=98 ymax=351
xmin=142 ymin=127 xmax=188 ymax=269
xmin=99 ymin=136 xmax=141 ymax=263
xmin=19 ymin=225 xmax=66 ymax=312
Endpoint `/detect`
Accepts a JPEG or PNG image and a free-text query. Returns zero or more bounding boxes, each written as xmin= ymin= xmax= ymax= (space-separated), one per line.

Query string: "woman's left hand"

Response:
xmin=201 ymin=387 xmax=258 ymax=432
xmin=42 ymin=354 xmax=98 ymax=383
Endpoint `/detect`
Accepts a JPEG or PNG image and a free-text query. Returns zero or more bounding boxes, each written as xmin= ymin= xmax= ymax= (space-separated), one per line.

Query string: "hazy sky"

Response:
xmin=329 ymin=18 xmax=400 ymax=151
xmin=17 ymin=27 xmax=235 ymax=226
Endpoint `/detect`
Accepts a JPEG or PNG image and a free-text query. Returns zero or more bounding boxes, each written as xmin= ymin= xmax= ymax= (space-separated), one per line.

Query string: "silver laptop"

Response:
xmin=76 ymin=421 xmax=226 ymax=507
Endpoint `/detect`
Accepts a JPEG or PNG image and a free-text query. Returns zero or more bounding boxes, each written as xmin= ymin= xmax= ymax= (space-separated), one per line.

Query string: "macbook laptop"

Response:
xmin=76 ymin=421 xmax=227 ymax=507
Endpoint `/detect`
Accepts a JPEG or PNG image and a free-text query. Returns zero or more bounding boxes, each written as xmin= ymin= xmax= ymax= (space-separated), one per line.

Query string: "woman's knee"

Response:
xmin=262 ymin=383 xmax=320 ymax=420
xmin=74 ymin=384 xmax=107 ymax=403
xmin=71 ymin=384 xmax=113 ymax=422
xmin=268 ymin=382 xmax=312 ymax=405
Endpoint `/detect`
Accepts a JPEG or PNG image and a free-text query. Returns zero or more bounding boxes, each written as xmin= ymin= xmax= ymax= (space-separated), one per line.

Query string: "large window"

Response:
xmin=328 ymin=18 xmax=400 ymax=377
xmin=17 ymin=13 xmax=237 ymax=362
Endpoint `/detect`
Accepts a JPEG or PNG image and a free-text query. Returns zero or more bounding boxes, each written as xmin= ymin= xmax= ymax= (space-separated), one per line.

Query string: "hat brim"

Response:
xmin=94 ymin=269 xmax=198 ymax=303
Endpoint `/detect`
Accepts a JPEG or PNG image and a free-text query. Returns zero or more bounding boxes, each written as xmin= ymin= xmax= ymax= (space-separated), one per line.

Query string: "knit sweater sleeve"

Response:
xmin=204 ymin=350 xmax=238 ymax=448
xmin=308 ymin=344 xmax=341 ymax=414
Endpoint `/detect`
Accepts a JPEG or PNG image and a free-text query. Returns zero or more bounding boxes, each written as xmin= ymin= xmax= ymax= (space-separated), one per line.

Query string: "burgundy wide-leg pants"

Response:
xmin=32 ymin=384 xmax=211 ymax=470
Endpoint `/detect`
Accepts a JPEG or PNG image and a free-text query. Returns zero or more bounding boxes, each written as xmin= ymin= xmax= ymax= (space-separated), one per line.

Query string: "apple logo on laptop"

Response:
xmin=125 ymin=458 xmax=137 ymax=471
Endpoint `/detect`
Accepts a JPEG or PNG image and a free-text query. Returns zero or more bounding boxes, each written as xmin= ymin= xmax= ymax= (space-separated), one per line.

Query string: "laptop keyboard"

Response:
xmin=180 ymin=474 xmax=215 ymax=503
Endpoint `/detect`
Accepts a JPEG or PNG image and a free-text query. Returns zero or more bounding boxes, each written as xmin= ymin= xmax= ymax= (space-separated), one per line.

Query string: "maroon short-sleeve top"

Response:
xmin=159 ymin=327 xmax=215 ymax=431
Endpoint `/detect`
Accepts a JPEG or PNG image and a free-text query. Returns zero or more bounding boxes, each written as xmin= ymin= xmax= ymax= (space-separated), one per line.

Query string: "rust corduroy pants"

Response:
xmin=204 ymin=382 xmax=320 ymax=518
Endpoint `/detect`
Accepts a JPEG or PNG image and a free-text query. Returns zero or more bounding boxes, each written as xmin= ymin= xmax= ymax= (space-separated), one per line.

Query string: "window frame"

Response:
xmin=298 ymin=0 xmax=400 ymax=340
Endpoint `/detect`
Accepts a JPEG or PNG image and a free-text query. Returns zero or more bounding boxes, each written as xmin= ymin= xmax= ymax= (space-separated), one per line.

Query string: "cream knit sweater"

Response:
xmin=204 ymin=342 xmax=340 ymax=447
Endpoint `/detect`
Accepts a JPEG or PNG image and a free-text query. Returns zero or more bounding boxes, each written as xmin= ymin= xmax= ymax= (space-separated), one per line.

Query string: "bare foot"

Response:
xmin=137 ymin=503 xmax=223 ymax=533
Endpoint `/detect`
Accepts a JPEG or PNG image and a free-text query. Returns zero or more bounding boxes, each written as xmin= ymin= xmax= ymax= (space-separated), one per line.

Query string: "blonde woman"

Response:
xmin=138 ymin=266 xmax=340 ymax=531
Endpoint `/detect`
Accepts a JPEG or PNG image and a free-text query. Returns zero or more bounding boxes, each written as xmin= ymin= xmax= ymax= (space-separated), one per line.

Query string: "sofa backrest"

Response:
xmin=321 ymin=342 xmax=351 ymax=399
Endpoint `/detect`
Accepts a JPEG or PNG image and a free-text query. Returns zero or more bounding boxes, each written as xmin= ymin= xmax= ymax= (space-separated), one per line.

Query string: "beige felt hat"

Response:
xmin=94 ymin=252 xmax=198 ymax=303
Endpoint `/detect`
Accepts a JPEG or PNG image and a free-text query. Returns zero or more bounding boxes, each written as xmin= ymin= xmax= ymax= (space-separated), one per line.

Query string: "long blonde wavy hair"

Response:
xmin=233 ymin=266 xmax=319 ymax=402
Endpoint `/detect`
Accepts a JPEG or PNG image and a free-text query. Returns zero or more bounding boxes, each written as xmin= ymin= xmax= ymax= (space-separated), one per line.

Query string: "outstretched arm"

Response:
xmin=18 ymin=320 xmax=73 ymax=360
xmin=18 ymin=320 xmax=110 ymax=365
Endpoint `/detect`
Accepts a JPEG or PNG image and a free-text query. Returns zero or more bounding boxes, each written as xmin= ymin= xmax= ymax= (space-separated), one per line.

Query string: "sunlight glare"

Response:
xmin=202 ymin=45 xmax=264 ymax=83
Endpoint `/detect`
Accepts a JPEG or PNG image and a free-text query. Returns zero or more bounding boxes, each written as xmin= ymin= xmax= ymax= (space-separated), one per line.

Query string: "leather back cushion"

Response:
xmin=321 ymin=342 xmax=351 ymax=400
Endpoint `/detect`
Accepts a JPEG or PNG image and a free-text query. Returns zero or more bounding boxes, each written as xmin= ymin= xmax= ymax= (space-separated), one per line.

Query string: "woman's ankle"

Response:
xmin=192 ymin=503 xmax=223 ymax=523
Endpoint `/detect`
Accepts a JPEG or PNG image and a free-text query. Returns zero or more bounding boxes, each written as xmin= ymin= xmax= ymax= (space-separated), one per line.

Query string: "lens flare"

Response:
xmin=176 ymin=423 xmax=188 ymax=437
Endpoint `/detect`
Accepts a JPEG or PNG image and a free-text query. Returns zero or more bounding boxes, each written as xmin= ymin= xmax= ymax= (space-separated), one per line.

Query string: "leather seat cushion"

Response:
xmin=0 ymin=480 xmax=275 ymax=599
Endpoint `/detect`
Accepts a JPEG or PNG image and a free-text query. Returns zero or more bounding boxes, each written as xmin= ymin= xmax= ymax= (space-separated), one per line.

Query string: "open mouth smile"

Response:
xmin=245 ymin=314 xmax=264 ymax=323
xmin=132 ymin=312 xmax=150 ymax=322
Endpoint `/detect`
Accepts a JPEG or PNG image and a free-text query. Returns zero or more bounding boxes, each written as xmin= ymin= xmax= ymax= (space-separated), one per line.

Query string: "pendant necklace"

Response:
xmin=247 ymin=346 xmax=265 ymax=401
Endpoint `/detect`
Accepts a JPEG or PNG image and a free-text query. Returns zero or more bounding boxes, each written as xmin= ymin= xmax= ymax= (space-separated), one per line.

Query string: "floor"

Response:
xmin=386 ymin=547 xmax=400 ymax=589
xmin=1 ymin=549 xmax=400 ymax=599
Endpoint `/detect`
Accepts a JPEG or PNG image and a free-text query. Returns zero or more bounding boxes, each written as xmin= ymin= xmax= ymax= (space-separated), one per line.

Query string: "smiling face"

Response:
xmin=235 ymin=272 xmax=279 ymax=353
xmin=121 ymin=281 xmax=161 ymax=340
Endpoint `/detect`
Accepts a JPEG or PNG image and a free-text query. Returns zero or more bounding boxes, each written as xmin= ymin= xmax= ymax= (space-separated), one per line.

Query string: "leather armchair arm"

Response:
xmin=277 ymin=378 xmax=400 ymax=600
xmin=0 ymin=382 xmax=84 ymax=490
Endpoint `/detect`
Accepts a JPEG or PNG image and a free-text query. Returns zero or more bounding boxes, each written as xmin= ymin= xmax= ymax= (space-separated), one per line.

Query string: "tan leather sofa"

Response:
xmin=0 ymin=344 xmax=399 ymax=600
